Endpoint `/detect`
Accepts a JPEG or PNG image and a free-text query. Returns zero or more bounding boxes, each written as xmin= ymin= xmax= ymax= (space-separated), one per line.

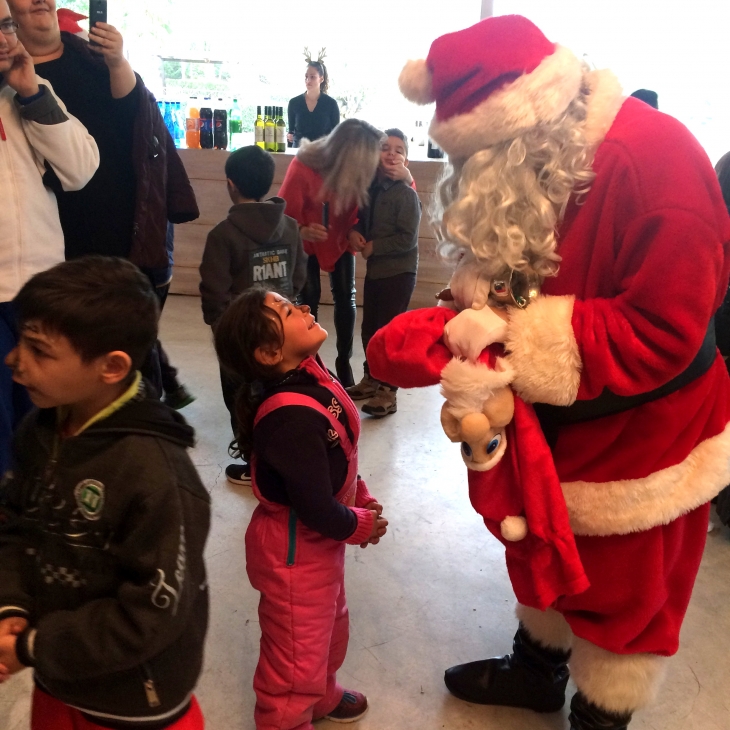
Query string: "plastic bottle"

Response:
xmin=229 ymin=98 xmax=243 ymax=151
xmin=163 ymin=101 xmax=176 ymax=141
xmin=186 ymin=97 xmax=201 ymax=149
xmin=173 ymin=102 xmax=186 ymax=149
xmin=214 ymin=99 xmax=228 ymax=150
xmin=200 ymin=99 xmax=214 ymax=150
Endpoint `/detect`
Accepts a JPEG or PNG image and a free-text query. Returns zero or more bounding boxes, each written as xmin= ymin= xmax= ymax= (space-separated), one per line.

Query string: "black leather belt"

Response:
xmin=534 ymin=318 xmax=717 ymax=448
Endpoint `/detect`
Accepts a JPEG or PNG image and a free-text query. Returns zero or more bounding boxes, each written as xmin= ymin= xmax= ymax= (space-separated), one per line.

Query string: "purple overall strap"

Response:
xmin=254 ymin=392 xmax=354 ymax=458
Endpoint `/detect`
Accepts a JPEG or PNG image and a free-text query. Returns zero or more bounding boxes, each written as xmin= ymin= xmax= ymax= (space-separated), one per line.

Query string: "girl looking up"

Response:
xmin=214 ymin=287 xmax=387 ymax=730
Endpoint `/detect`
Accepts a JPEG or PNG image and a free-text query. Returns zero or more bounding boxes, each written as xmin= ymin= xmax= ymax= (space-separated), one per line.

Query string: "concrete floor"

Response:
xmin=2 ymin=294 xmax=730 ymax=730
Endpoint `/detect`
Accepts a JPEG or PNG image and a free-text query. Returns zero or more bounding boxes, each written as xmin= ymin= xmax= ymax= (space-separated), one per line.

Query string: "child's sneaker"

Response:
xmin=324 ymin=690 xmax=368 ymax=723
xmin=225 ymin=463 xmax=251 ymax=487
xmin=361 ymin=386 xmax=397 ymax=418
xmin=346 ymin=374 xmax=379 ymax=401
xmin=163 ymin=385 xmax=196 ymax=410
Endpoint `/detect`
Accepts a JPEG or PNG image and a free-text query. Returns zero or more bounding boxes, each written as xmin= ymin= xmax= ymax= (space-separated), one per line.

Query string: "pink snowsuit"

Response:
xmin=246 ymin=357 xmax=375 ymax=730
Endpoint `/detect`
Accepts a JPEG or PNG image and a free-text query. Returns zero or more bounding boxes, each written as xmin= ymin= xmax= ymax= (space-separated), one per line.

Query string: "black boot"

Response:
xmin=569 ymin=691 xmax=632 ymax=729
xmin=444 ymin=625 xmax=570 ymax=712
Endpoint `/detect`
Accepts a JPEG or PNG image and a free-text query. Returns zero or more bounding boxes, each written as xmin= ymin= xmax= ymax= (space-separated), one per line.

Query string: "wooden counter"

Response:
xmin=171 ymin=149 xmax=453 ymax=308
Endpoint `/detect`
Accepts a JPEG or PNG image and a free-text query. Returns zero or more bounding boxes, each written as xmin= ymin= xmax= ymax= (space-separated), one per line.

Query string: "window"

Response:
xmin=496 ymin=0 xmax=730 ymax=163
xmin=58 ymin=0 xmax=482 ymax=155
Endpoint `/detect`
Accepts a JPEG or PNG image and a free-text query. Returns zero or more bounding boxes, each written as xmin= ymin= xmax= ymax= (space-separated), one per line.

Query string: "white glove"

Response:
xmin=443 ymin=307 xmax=508 ymax=361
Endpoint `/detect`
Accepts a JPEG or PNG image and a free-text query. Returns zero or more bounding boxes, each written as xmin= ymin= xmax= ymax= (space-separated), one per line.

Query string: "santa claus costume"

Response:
xmin=368 ymin=14 xmax=730 ymax=730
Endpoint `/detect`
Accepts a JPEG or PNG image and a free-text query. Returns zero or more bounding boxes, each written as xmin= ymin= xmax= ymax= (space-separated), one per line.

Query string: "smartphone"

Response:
xmin=89 ymin=0 xmax=107 ymax=44
xmin=322 ymin=202 xmax=329 ymax=229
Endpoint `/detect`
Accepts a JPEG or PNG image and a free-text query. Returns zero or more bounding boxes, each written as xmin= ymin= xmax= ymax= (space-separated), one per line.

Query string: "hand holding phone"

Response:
xmin=89 ymin=0 xmax=107 ymax=45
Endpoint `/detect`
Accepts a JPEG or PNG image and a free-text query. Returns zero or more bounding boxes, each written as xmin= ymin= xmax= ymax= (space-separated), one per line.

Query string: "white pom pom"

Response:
xmin=501 ymin=516 xmax=528 ymax=542
xmin=398 ymin=59 xmax=435 ymax=105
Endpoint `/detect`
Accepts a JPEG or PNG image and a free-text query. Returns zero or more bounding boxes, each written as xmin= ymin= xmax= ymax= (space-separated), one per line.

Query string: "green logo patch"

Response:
xmin=74 ymin=480 xmax=105 ymax=521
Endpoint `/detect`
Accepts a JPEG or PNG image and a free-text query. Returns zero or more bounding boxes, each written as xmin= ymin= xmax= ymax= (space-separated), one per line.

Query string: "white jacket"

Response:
xmin=0 ymin=75 xmax=99 ymax=301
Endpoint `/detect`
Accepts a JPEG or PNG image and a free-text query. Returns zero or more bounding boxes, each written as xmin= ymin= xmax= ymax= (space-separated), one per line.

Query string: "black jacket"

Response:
xmin=199 ymin=197 xmax=306 ymax=325
xmin=0 ymin=385 xmax=210 ymax=729
xmin=43 ymin=33 xmax=199 ymax=270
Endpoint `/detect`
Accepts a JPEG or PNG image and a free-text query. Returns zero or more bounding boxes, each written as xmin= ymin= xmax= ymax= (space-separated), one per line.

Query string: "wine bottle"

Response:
xmin=255 ymin=106 xmax=265 ymax=149
xmin=275 ymin=106 xmax=286 ymax=153
xmin=264 ymin=106 xmax=276 ymax=152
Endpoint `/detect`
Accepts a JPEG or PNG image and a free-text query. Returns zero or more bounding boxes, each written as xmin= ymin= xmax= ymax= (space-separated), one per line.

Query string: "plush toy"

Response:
xmin=367 ymin=257 xmax=589 ymax=610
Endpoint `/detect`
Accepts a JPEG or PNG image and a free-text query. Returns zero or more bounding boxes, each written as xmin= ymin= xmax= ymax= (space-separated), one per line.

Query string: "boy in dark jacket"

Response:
xmin=200 ymin=145 xmax=306 ymax=486
xmin=0 ymin=257 xmax=210 ymax=730
xmin=346 ymin=129 xmax=422 ymax=417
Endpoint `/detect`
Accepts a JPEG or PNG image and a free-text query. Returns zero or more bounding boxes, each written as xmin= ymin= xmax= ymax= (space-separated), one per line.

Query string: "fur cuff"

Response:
xmin=564 ymin=421 xmax=730 ymax=536
xmin=570 ymin=638 xmax=666 ymax=713
xmin=429 ymin=45 xmax=583 ymax=158
xmin=440 ymin=357 xmax=514 ymax=420
xmin=505 ymin=295 xmax=581 ymax=406
xmin=517 ymin=604 xmax=573 ymax=652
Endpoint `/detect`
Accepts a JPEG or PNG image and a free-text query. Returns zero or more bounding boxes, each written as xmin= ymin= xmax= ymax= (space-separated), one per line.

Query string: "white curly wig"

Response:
xmin=433 ymin=67 xmax=596 ymax=281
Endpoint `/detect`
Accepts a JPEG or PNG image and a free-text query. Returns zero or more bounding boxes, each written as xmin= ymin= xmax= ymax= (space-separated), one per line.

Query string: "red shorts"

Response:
xmin=31 ymin=688 xmax=204 ymax=730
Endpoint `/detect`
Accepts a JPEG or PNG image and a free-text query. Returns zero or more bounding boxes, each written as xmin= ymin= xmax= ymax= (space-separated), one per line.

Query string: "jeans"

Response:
xmin=299 ymin=253 xmax=356 ymax=387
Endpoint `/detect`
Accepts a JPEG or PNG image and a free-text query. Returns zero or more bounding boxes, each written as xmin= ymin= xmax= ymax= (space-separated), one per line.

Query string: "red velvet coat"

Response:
xmin=368 ymin=92 xmax=730 ymax=655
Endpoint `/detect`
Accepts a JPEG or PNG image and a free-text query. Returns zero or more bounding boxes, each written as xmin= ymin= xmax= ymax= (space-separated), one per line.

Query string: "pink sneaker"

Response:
xmin=324 ymin=691 xmax=369 ymax=723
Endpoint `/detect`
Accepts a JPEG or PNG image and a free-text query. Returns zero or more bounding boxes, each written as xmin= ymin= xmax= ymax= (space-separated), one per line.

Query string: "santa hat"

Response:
xmin=57 ymin=9 xmax=88 ymax=36
xmin=399 ymin=14 xmax=583 ymax=159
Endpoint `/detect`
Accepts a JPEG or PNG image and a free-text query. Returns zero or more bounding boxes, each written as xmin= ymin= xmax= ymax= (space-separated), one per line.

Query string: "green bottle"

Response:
xmin=264 ymin=106 xmax=276 ymax=152
xmin=275 ymin=107 xmax=286 ymax=153
xmin=255 ymin=106 xmax=265 ymax=149
xmin=229 ymin=98 xmax=243 ymax=151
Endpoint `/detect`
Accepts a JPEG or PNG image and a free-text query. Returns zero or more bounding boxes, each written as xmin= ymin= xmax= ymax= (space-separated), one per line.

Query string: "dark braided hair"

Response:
xmin=213 ymin=287 xmax=284 ymax=462
xmin=308 ymin=61 xmax=329 ymax=94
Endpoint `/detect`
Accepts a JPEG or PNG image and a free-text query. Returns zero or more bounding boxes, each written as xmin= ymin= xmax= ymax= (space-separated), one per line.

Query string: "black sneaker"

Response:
xmin=163 ymin=385 xmax=196 ymax=410
xmin=226 ymin=463 xmax=251 ymax=486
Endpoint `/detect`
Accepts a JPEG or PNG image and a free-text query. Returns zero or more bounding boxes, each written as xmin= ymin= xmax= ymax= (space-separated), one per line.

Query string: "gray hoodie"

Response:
xmin=199 ymin=197 xmax=306 ymax=325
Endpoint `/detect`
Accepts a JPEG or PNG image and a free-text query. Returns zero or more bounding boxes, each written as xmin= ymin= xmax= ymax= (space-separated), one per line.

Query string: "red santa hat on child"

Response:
xmin=399 ymin=14 xmax=583 ymax=159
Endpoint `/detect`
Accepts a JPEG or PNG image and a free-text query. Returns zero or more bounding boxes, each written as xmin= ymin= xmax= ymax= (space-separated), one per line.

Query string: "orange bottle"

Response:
xmin=186 ymin=97 xmax=201 ymax=149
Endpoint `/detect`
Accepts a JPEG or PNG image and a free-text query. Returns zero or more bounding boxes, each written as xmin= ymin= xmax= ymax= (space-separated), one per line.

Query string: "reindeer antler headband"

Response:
xmin=303 ymin=46 xmax=327 ymax=65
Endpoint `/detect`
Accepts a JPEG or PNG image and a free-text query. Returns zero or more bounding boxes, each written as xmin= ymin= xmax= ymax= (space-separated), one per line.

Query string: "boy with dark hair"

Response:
xmin=0 ymin=256 xmax=210 ymax=730
xmin=347 ymin=128 xmax=422 ymax=417
xmin=200 ymin=145 xmax=306 ymax=485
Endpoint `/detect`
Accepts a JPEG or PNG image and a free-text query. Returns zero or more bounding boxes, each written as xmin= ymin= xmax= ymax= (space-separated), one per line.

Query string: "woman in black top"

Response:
xmin=287 ymin=60 xmax=340 ymax=148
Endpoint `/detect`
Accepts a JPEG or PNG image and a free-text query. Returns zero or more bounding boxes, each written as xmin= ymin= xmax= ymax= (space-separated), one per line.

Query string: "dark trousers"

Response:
xmin=139 ymin=280 xmax=181 ymax=398
xmin=0 ymin=302 xmax=32 ymax=477
xmin=219 ymin=365 xmax=241 ymax=437
xmin=299 ymin=253 xmax=356 ymax=387
xmin=361 ymin=272 xmax=417 ymax=390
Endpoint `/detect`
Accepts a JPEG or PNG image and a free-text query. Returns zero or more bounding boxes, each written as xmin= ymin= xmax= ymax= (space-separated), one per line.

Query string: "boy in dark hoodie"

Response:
xmin=0 ymin=256 xmax=210 ymax=730
xmin=199 ymin=145 xmax=306 ymax=486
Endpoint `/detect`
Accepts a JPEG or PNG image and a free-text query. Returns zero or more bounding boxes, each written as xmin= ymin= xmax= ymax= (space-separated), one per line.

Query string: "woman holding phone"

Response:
xmin=279 ymin=119 xmax=383 ymax=387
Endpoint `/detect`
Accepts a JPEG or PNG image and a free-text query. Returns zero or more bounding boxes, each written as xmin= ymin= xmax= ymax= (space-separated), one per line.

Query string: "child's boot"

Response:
xmin=346 ymin=373 xmax=379 ymax=401
xmin=569 ymin=692 xmax=632 ymax=729
xmin=324 ymin=690 xmax=368 ymax=723
xmin=444 ymin=625 xmax=570 ymax=712
xmin=361 ymin=385 xmax=397 ymax=418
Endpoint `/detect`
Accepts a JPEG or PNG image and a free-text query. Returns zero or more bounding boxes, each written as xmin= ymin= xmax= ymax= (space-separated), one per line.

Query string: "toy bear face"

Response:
xmin=440 ymin=387 xmax=514 ymax=471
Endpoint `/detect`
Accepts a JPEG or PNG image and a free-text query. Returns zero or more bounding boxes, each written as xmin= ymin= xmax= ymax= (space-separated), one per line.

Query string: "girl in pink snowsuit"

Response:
xmin=214 ymin=287 xmax=388 ymax=730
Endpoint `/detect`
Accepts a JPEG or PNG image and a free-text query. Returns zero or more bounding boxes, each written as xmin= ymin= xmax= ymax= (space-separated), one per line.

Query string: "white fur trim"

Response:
xmin=440 ymin=357 xmax=514 ymax=420
xmin=505 ymin=295 xmax=581 ymax=406
xmin=582 ymin=69 xmax=625 ymax=148
xmin=516 ymin=604 xmax=573 ymax=651
xmin=564 ymin=421 xmax=730 ymax=536
xmin=570 ymin=638 xmax=667 ymax=713
xmin=501 ymin=516 xmax=528 ymax=541
xmin=429 ymin=45 xmax=583 ymax=159
xmin=398 ymin=59 xmax=435 ymax=105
